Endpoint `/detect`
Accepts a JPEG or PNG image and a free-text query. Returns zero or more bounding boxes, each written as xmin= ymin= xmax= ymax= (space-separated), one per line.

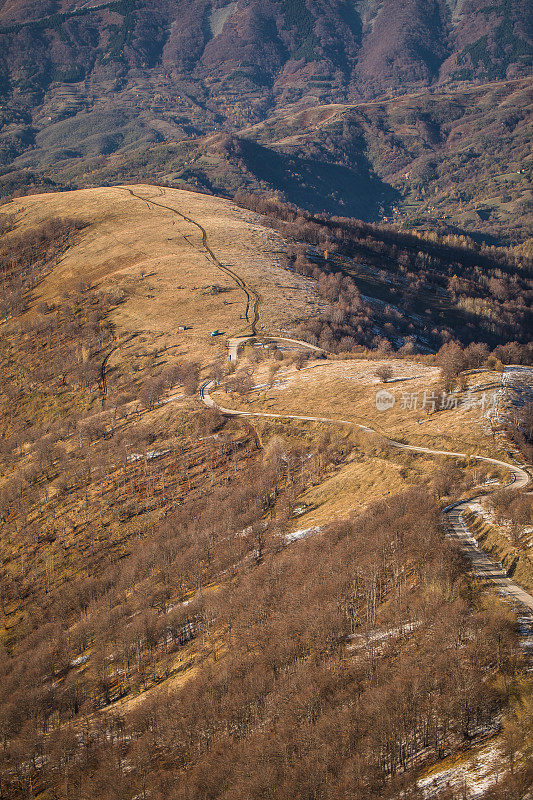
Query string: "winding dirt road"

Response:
xmin=121 ymin=187 xmax=261 ymax=333
xmin=109 ymin=187 xmax=533 ymax=612
xmin=201 ymin=362 xmax=533 ymax=612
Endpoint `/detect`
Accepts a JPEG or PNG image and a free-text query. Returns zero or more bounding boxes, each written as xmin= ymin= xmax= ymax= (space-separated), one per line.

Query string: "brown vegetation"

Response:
xmin=235 ymin=193 xmax=532 ymax=355
xmin=0 ymin=218 xmax=86 ymax=320
xmin=0 ymin=185 xmax=531 ymax=798
xmin=1 ymin=475 xmax=530 ymax=799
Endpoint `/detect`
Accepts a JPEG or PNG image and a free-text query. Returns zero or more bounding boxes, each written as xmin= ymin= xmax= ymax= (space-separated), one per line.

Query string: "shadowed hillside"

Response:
xmin=0 ymin=0 xmax=530 ymax=240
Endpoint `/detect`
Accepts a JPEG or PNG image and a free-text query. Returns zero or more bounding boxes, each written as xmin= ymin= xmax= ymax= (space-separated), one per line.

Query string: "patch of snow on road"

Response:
xmin=517 ymin=614 xmax=533 ymax=669
xmin=466 ymin=501 xmax=495 ymax=524
xmin=458 ymin=513 xmax=479 ymax=548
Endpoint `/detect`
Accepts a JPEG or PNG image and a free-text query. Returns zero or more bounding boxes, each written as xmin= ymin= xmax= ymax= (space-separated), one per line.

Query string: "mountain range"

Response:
xmin=0 ymin=0 xmax=531 ymax=239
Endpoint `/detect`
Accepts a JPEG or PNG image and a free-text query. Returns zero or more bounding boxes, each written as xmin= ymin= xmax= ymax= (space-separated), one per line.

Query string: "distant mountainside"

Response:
xmin=0 ymin=0 xmax=531 ymax=239
xmin=1 ymin=0 xmax=530 ymax=98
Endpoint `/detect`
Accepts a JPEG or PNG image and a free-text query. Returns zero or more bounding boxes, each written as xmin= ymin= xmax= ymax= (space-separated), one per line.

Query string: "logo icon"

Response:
xmin=375 ymin=389 xmax=395 ymax=412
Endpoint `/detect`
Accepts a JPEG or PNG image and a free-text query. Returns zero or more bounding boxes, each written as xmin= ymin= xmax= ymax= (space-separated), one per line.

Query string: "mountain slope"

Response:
xmin=1 ymin=184 xmax=532 ymax=800
xmin=1 ymin=0 xmax=529 ymax=99
xmin=1 ymin=184 xmax=321 ymax=359
xmin=0 ymin=0 xmax=531 ymax=240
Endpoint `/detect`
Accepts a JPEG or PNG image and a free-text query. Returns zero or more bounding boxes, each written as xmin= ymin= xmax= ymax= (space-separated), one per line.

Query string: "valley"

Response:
xmin=0 ymin=1 xmax=530 ymax=241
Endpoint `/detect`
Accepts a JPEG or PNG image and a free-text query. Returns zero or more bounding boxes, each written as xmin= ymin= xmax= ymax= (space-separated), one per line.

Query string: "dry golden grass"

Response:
xmin=1 ymin=185 xmax=515 ymax=539
xmin=107 ymin=614 xmax=227 ymax=714
xmin=228 ymin=357 xmax=508 ymax=458
xmin=1 ymin=185 xmax=321 ymax=366
xmin=213 ymin=357 xmax=512 ymax=530
xmin=290 ymin=449 xmax=435 ymax=529
xmin=109 ymin=654 xmax=200 ymax=714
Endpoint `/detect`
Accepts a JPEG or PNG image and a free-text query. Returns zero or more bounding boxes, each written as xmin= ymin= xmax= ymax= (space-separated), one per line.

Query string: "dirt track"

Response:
xmin=121 ymin=187 xmax=261 ymax=334
xmin=200 ymin=351 xmax=533 ymax=613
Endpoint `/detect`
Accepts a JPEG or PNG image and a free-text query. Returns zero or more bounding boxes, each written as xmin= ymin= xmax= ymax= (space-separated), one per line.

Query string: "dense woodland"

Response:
xmin=236 ymin=193 xmax=533 ymax=356
xmin=2 ymin=486 xmax=532 ymax=800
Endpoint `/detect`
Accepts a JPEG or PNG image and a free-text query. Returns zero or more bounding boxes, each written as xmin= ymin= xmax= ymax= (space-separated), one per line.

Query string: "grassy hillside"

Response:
xmin=1 ymin=185 xmax=322 ymax=359
xmin=0 ymin=185 xmax=532 ymax=799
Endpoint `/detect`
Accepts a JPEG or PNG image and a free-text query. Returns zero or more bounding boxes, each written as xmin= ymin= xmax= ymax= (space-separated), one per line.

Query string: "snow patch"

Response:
xmin=418 ymin=739 xmax=504 ymax=798
xmin=293 ymin=506 xmax=308 ymax=517
xmin=285 ymin=526 xmax=321 ymax=544
xmin=348 ymin=622 xmax=421 ymax=651
xmin=70 ymin=654 xmax=90 ymax=667
xmin=161 ymin=392 xmax=184 ymax=405
xmin=127 ymin=449 xmax=170 ymax=463
xmin=466 ymin=501 xmax=495 ymax=524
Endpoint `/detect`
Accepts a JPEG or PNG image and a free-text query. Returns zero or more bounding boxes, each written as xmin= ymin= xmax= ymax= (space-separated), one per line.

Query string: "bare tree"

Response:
xmin=375 ymin=364 xmax=393 ymax=383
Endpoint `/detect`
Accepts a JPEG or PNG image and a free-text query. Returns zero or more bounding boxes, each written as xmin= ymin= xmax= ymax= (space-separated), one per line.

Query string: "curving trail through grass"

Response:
xmin=98 ymin=186 xmax=263 ymax=403
xmin=121 ymin=187 xmax=261 ymax=334
xmin=200 ymin=346 xmax=533 ymax=612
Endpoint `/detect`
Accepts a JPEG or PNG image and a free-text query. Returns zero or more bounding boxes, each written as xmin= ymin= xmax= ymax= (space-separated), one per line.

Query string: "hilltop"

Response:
xmin=2 ymin=185 xmax=322 ymax=358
